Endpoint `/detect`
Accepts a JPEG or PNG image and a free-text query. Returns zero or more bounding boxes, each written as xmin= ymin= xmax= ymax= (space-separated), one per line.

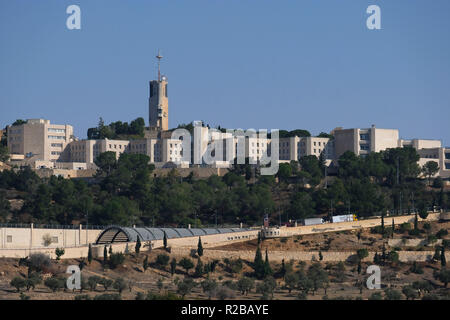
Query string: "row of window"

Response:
xmin=48 ymin=128 xmax=66 ymax=133
xmin=48 ymin=135 xmax=65 ymax=140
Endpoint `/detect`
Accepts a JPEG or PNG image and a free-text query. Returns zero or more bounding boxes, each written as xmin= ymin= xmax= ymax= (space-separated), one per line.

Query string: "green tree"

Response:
xmin=0 ymin=145 xmax=9 ymax=162
xmin=194 ymin=258 xmax=204 ymax=278
xmin=422 ymin=161 xmax=439 ymax=186
xmin=307 ymin=263 xmax=329 ymax=295
xmin=98 ymin=278 xmax=113 ymax=291
xmin=441 ymin=247 xmax=446 ymax=267
xmin=143 ymin=255 xmax=149 ymax=272
xmin=263 ymin=249 xmax=273 ymax=278
xmin=256 ymin=276 xmax=277 ymax=299
xmin=108 ymin=252 xmax=125 ymax=269
xmin=179 ymin=257 xmax=194 ymax=275
xmin=170 ymin=258 xmax=177 ymax=276
xmin=384 ymin=288 xmax=402 ymax=300
xmin=237 ymin=277 xmax=254 ymax=295
xmin=253 ymin=246 xmax=265 ymax=279
xmin=177 ymin=278 xmax=196 ymax=298
xmin=87 ymin=244 xmax=93 ymax=264
xmin=103 ymin=246 xmax=108 ymax=266
xmin=44 ymin=277 xmax=65 ymax=292
xmin=402 ymin=286 xmax=419 ymax=300
xmin=113 ymin=278 xmax=127 ymax=294
xmin=356 ymin=248 xmax=369 ymax=261
xmin=437 ymin=269 xmax=450 ymax=287
xmin=135 ymin=236 xmax=141 ymax=255
xmin=10 ymin=277 xmax=26 ymax=292
xmin=155 ymin=254 xmax=170 ymax=269
xmin=55 ymin=248 xmax=65 ymax=261
xmin=201 ymin=279 xmax=218 ymax=299
xmin=284 ymin=272 xmax=299 ymax=294
xmin=163 ymin=231 xmax=168 ymax=250
xmin=197 ymin=237 xmax=203 ymax=257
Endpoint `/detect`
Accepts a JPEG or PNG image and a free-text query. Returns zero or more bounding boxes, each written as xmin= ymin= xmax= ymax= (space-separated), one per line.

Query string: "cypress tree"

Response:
xmin=253 ymin=246 xmax=264 ymax=279
xmin=109 ymin=245 xmax=112 ymax=255
xmin=373 ymin=252 xmax=380 ymax=264
xmin=163 ymin=231 xmax=168 ymax=249
xmin=135 ymin=236 xmax=141 ymax=254
xmin=263 ymin=248 xmax=273 ymax=278
xmin=441 ymin=247 xmax=447 ymax=267
xmin=392 ymin=219 xmax=395 ymax=238
xmin=170 ymin=258 xmax=177 ymax=276
xmin=103 ymin=246 xmax=108 ymax=266
xmin=194 ymin=258 xmax=204 ymax=277
xmin=87 ymin=244 xmax=92 ymax=264
xmin=414 ymin=212 xmax=418 ymax=231
xmin=197 ymin=237 xmax=203 ymax=257
xmin=257 ymin=231 xmax=261 ymax=245
xmin=143 ymin=255 xmax=149 ymax=272
xmin=381 ymin=213 xmax=385 ymax=233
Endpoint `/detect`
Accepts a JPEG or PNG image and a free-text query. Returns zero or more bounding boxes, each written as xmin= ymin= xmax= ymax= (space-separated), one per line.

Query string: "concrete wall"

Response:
xmin=0 ymin=226 xmax=102 ymax=249
xmin=0 ymin=212 xmax=443 ymax=259
xmin=276 ymin=212 xmax=440 ymax=238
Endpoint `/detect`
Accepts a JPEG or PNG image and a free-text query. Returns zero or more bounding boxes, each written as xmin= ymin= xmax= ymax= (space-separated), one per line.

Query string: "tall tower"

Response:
xmin=149 ymin=50 xmax=169 ymax=131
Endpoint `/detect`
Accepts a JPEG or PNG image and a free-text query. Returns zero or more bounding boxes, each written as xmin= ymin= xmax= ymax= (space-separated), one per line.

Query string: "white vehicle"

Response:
xmin=331 ymin=214 xmax=355 ymax=223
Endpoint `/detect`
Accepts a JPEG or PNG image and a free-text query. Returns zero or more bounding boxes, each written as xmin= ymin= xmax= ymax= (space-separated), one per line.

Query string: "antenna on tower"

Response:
xmin=156 ymin=49 xmax=163 ymax=82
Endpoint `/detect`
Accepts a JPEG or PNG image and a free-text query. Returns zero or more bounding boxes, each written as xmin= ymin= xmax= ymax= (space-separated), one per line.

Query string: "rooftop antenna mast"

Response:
xmin=156 ymin=49 xmax=163 ymax=82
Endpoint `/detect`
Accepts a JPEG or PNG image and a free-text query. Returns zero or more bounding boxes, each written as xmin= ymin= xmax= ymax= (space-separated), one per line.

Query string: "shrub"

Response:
xmin=215 ymin=285 xmax=235 ymax=300
xmin=113 ymin=278 xmax=127 ymax=294
xmin=10 ymin=277 xmax=26 ymax=292
xmin=177 ymin=278 xmax=196 ymax=298
xmin=55 ymin=248 xmax=65 ymax=261
xmin=93 ymin=293 xmax=121 ymax=300
xmin=75 ymin=294 xmax=91 ymax=300
xmin=399 ymin=223 xmax=412 ymax=233
xmin=436 ymin=229 xmax=449 ymax=239
xmin=368 ymin=292 xmax=383 ymax=300
xmin=200 ymin=279 xmax=218 ymax=299
xmin=44 ymin=277 xmax=65 ymax=292
xmin=28 ymin=253 xmax=51 ymax=272
xmin=237 ymin=277 xmax=254 ymax=295
xmin=88 ymin=276 xmax=101 ymax=291
xmin=179 ymin=257 xmax=194 ymax=274
xmin=402 ymin=286 xmax=419 ymax=300
xmin=384 ymin=288 xmax=402 ymax=300
xmin=156 ymin=254 xmax=170 ymax=268
xmin=356 ymin=248 xmax=369 ymax=261
xmin=108 ymin=252 xmax=125 ymax=269
xmin=98 ymin=277 xmax=113 ymax=291
xmin=408 ymin=229 xmax=420 ymax=236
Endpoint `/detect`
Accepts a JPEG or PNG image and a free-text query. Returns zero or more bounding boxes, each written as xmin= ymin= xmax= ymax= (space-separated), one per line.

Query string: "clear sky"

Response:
xmin=1 ymin=1 xmax=449 ymax=145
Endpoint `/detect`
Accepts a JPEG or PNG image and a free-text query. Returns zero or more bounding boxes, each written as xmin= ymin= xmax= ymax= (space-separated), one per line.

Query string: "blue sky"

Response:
xmin=1 ymin=1 xmax=450 ymax=145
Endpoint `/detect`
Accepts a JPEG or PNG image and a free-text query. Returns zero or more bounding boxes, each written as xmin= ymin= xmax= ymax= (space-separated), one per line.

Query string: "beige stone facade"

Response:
xmin=7 ymin=119 xmax=74 ymax=166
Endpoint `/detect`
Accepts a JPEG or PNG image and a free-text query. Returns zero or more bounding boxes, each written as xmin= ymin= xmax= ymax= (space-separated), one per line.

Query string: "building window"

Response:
xmin=360 ymin=134 xmax=369 ymax=140
xmin=7 ymin=235 xmax=12 ymax=243
xmin=48 ymin=128 xmax=66 ymax=133
xmin=360 ymin=144 xmax=370 ymax=151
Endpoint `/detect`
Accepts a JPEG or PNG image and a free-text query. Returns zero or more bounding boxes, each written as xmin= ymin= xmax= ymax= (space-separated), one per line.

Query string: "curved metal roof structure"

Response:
xmin=95 ymin=226 xmax=253 ymax=244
